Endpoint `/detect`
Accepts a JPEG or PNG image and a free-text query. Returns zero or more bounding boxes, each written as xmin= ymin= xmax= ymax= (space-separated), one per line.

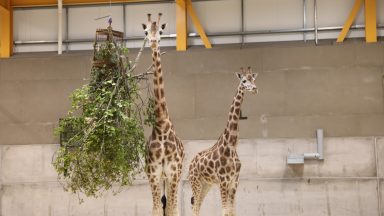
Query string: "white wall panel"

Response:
xmin=243 ymin=0 xmax=304 ymax=43
xmin=378 ymin=0 xmax=384 ymax=23
xmin=244 ymin=0 xmax=303 ymax=30
xmin=187 ymin=0 xmax=241 ymax=46
xmin=12 ymin=0 xmax=384 ymax=53
xmin=13 ymin=8 xmax=67 ymax=53
xmin=189 ymin=0 xmax=241 ymax=33
xmin=68 ymin=5 xmax=124 ymax=39
xmin=316 ymin=0 xmax=364 ymax=27
xmin=14 ymin=8 xmax=66 ymax=41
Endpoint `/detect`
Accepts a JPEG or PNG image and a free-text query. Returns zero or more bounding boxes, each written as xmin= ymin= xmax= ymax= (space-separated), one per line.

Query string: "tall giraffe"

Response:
xmin=188 ymin=67 xmax=258 ymax=216
xmin=142 ymin=13 xmax=184 ymax=216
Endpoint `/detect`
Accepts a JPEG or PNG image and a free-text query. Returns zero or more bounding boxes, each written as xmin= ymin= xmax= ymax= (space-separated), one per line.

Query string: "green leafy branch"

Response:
xmin=53 ymin=37 xmax=156 ymax=201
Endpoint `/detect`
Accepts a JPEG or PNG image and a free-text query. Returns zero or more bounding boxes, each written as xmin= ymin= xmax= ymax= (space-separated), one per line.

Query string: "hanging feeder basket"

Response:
xmin=92 ymin=25 xmax=124 ymax=68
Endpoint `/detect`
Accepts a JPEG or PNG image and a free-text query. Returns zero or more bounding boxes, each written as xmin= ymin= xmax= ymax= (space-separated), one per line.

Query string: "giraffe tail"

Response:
xmin=161 ymin=194 xmax=167 ymax=210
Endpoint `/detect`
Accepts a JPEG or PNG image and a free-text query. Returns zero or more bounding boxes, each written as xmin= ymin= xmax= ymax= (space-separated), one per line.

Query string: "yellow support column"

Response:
xmin=0 ymin=2 xmax=12 ymax=58
xmin=365 ymin=0 xmax=377 ymax=42
xmin=336 ymin=0 xmax=363 ymax=42
xmin=186 ymin=0 xmax=211 ymax=49
xmin=175 ymin=0 xmax=187 ymax=51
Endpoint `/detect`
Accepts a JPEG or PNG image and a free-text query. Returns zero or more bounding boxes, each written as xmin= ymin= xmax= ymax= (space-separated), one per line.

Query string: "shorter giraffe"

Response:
xmin=188 ymin=67 xmax=258 ymax=216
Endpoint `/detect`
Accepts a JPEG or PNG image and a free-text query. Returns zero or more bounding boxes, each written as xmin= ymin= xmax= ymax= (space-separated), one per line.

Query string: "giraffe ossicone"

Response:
xmin=188 ymin=66 xmax=258 ymax=216
xmin=143 ymin=13 xmax=185 ymax=216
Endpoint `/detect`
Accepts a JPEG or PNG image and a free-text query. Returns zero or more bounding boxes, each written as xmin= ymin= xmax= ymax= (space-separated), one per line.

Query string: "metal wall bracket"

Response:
xmin=287 ymin=129 xmax=324 ymax=165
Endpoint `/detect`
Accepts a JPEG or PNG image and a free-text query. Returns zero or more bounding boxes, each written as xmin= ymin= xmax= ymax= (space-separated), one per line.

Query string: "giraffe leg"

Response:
xmin=146 ymin=165 xmax=163 ymax=216
xmin=219 ymin=181 xmax=230 ymax=216
xmin=190 ymin=177 xmax=203 ymax=216
xmin=227 ymin=175 xmax=240 ymax=216
xmin=165 ymin=171 xmax=181 ymax=216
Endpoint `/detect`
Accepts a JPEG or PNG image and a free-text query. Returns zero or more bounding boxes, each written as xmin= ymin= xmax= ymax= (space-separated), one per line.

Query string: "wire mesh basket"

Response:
xmin=92 ymin=25 xmax=124 ymax=68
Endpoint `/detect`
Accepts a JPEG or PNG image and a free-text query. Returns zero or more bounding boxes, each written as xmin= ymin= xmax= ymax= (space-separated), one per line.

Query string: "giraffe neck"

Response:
xmin=222 ymin=85 xmax=244 ymax=147
xmin=151 ymin=45 xmax=169 ymax=122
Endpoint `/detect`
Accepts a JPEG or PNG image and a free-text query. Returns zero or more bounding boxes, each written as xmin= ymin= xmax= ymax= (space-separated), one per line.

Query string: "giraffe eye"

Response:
xmin=145 ymin=32 xmax=148 ymax=36
xmin=242 ymin=80 xmax=246 ymax=83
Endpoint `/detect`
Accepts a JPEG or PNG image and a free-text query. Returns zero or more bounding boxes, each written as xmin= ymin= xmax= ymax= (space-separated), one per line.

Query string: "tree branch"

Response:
xmin=131 ymin=51 xmax=166 ymax=80
xmin=127 ymin=39 xmax=148 ymax=75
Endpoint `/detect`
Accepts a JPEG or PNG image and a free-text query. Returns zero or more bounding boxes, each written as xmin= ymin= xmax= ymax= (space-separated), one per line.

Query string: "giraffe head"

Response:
xmin=236 ymin=67 xmax=258 ymax=94
xmin=142 ymin=13 xmax=167 ymax=49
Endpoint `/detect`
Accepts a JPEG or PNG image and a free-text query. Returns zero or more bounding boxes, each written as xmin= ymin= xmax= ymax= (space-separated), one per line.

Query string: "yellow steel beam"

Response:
xmin=175 ymin=0 xmax=187 ymax=51
xmin=0 ymin=0 xmax=11 ymax=58
xmin=337 ymin=0 xmax=363 ymax=42
xmin=337 ymin=0 xmax=377 ymax=43
xmin=186 ymin=0 xmax=211 ymax=49
xmin=11 ymin=0 xmax=164 ymax=7
xmin=0 ymin=0 xmax=9 ymax=10
xmin=175 ymin=0 xmax=211 ymax=51
xmin=365 ymin=0 xmax=377 ymax=42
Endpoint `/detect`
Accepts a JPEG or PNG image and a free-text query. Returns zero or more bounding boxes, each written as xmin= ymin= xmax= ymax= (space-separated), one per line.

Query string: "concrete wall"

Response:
xmin=0 ymin=40 xmax=384 ymax=215
xmin=1 ymin=41 xmax=384 ymax=143
xmin=1 ymin=137 xmax=383 ymax=215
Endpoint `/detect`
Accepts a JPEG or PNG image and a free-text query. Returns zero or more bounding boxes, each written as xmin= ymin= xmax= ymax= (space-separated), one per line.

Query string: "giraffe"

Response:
xmin=188 ymin=67 xmax=258 ymax=216
xmin=142 ymin=13 xmax=184 ymax=216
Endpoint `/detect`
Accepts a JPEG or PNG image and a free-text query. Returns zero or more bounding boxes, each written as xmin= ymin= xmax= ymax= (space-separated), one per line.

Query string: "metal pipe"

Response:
xmin=317 ymin=129 xmax=324 ymax=160
xmin=123 ymin=3 xmax=126 ymax=40
xmin=314 ymin=0 xmax=318 ymax=45
xmin=303 ymin=0 xmax=306 ymax=42
xmin=14 ymin=24 xmax=384 ymax=45
xmin=65 ymin=5 xmax=69 ymax=52
xmin=303 ymin=152 xmax=320 ymax=159
xmin=58 ymin=0 xmax=63 ymax=54
xmin=240 ymin=0 xmax=244 ymax=46
xmin=287 ymin=128 xmax=324 ymax=164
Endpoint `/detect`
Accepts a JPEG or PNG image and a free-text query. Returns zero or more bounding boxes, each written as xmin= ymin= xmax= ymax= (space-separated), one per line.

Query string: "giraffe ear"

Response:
xmin=159 ymin=24 xmax=167 ymax=35
xmin=161 ymin=23 xmax=167 ymax=31
xmin=252 ymin=73 xmax=258 ymax=79
xmin=142 ymin=24 xmax=147 ymax=30
xmin=235 ymin=72 xmax=243 ymax=80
